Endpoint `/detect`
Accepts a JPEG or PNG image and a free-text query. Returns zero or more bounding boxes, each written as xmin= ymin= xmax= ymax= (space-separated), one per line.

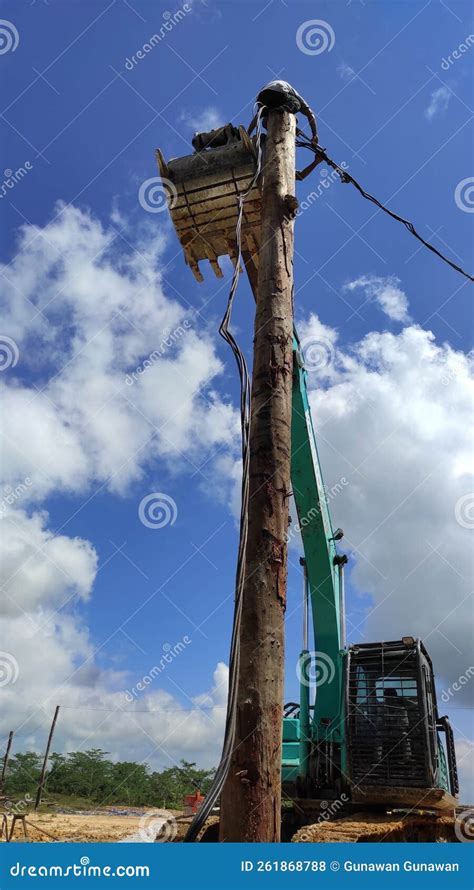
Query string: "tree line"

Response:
xmin=3 ymin=749 xmax=215 ymax=809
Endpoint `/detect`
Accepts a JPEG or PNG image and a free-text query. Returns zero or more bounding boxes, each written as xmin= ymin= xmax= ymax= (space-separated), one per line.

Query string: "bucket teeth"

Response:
xmin=210 ymin=258 xmax=224 ymax=278
xmin=189 ymin=261 xmax=203 ymax=283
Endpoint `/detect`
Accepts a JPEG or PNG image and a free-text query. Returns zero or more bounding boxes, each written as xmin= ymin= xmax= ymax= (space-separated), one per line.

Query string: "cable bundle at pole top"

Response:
xmin=295 ymin=132 xmax=474 ymax=283
xmin=183 ymin=107 xmax=266 ymax=843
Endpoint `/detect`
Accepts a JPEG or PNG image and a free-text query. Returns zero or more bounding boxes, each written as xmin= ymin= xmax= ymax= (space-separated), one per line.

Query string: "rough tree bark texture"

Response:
xmin=220 ymin=110 xmax=296 ymax=842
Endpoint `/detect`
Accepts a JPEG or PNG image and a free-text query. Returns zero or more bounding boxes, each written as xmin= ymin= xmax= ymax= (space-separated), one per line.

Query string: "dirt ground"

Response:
xmin=2 ymin=810 xmax=460 ymax=843
xmin=2 ymin=809 xmax=188 ymax=843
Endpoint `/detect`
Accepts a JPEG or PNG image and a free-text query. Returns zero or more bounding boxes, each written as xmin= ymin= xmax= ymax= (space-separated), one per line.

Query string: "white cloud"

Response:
xmin=338 ymin=62 xmax=355 ymax=81
xmin=298 ymin=313 xmax=340 ymax=383
xmin=178 ymin=107 xmax=222 ymax=134
xmin=0 ymin=203 xmax=239 ymax=500
xmin=0 ymin=508 xmax=97 ymax=617
xmin=425 ymin=86 xmax=452 ymax=120
xmin=344 ymin=274 xmax=411 ymax=322
xmin=0 ymin=596 xmax=228 ymax=768
xmin=0 ymin=203 xmax=238 ymax=770
xmin=186 ymin=0 xmax=222 ymax=21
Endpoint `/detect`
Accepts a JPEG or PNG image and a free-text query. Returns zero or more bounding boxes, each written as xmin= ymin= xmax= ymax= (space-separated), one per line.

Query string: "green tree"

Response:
xmin=3 ymin=750 xmax=215 ymax=809
xmin=4 ymin=752 xmax=42 ymax=796
xmin=109 ymin=761 xmax=151 ymax=806
xmin=62 ymin=750 xmax=113 ymax=801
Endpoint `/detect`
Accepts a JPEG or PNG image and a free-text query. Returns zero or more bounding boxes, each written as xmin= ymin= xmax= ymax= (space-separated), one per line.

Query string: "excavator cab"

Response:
xmin=346 ymin=638 xmax=459 ymax=809
xmin=283 ymin=636 xmax=459 ymax=841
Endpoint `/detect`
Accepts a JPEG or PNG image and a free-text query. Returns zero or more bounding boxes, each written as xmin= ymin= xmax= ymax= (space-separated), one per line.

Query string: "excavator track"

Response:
xmin=291 ymin=812 xmax=456 ymax=843
xmin=174 ymin=812 xmax=457 ymax=843
xmin=196 ymin=815 xmax=220 ymax=842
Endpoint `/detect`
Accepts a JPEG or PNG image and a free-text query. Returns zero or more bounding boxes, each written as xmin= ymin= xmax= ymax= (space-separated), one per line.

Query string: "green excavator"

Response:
xmin=280 ymin=330 xmax=459 ymax=841
xmin=156 ymin=120 xmax=459 ymax=842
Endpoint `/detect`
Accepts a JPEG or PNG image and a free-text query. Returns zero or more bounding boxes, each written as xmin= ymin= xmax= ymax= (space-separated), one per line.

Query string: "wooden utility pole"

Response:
xmin=0 ymin=731 xmax=14 ymax=794
xmin=220 ymin=109 xmax=296 ymax=842
xmin=35 ymin=705 xmax=60 ymax=810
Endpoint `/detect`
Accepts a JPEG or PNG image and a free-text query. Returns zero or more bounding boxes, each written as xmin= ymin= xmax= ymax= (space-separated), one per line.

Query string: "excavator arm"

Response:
xmin=281 ymin=332 xmax=348 ymax=792
xmin=290 ymin=333 xmax=345 ymax=739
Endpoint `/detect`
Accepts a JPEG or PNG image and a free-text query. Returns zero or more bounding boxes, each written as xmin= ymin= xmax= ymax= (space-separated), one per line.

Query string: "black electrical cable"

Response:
xmin=295 ymin=133 xmax=474 ymax=283
xmin=184 ymin=109 xmax=265 ymax=843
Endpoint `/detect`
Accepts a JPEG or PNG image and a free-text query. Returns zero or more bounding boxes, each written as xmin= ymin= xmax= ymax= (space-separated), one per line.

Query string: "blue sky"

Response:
xmin=0 ymin=0 xmax=473 ymax=801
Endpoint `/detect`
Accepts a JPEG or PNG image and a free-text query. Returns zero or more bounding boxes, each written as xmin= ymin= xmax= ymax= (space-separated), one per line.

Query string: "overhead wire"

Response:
xmin=184 ymin=106 xmax=266 ymax=842
xmin=59 ymin=705 xmax=226 ymax=714
xmin=295 ymin=132 xmax=474 ymax=283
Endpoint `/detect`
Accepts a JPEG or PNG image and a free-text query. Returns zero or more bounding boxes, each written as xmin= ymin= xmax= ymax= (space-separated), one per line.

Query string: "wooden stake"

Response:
xmin=0 ymin=730 xmax=14 ymax=794
xmin=35 ymin=705 xmax=60 ymax=811
xmin=220 ymin=109 xmax=296 ymax=842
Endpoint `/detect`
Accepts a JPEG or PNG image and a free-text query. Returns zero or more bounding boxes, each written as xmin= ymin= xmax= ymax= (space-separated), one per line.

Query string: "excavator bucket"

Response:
xmin=156 ymin=124 xmax=262 ymax=282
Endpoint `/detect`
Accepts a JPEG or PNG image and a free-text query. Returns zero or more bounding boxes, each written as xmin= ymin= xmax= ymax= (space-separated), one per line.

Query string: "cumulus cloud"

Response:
xmin=337 ymin=62 xmax=356 ymax=81
xmin=0 ymin=508 xmax=97 ymax=617
xmin=1 ymin=601 xmax=228 ymax=768
xmin=0 ymin=203 xmax=238 ymax=769
xmin=178 ymin=107 xmax=222 ymax=134
xmin=0 ymin=202 xmax=239 ymax=500
xmin=425 ymin=86 xmax=452 ymax=120
xmin=299 ymin=313 xmax=340 ymax=383
xmin=344 ymin=274 xmax=411 ymax=322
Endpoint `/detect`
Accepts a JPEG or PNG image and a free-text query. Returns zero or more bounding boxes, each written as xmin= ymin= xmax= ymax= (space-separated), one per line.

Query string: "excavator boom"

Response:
xmin=291 ymin=334 xmax=344 ymax=733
